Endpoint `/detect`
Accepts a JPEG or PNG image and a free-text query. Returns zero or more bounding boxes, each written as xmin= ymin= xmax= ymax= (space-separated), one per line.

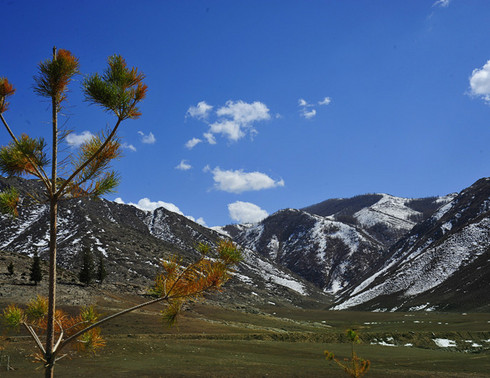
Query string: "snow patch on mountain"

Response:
xmin=240 ymin=248 xmax=308 ymax=295
xmin=334 ymin=216 xmax=490 ymax=310
xmin=354 ymin=194 xmax=419 ymax=231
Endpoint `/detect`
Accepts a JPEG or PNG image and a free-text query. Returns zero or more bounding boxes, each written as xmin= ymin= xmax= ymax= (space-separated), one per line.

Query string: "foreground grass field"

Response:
xmin=1 ymin=292 xmax=489 ymax=377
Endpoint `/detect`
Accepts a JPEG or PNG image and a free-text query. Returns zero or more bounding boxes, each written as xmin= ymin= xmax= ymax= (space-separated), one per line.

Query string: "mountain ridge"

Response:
xmin=1 ymin=175 xmax=488 ymax=312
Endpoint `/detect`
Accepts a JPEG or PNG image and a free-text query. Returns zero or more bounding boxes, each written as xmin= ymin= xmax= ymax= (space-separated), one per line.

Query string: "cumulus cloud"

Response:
xmin=138 ymin=131 xmax=156 ymax=144
xmin=217 ymin=100 xmax=271 ymax=125
xmin=66 ymin=131 xmax=94 ymax=147
xmin=208 ymin=166 xmax=284 ymax=193
xmin=187 ymin=100 xmax=271 ymax=144
xmin=469 ymin=60 xmax=490 ymax=104
xmin=185 ymin=138 xmax=202 ymax=149
xmin=175 ymin=159 xmax=192 ymax=170
xmin=209 ymin=120 xmax=245 ymax=141
xmin=203 ymin=132 xmax=216 ymax=145
xmin=114 ymin=197 xmax=206 ymax=226
xmin=186 ymin=101 xmax=213 ymax=120
xmin=228 ymin=201 xmax=268 ymax=224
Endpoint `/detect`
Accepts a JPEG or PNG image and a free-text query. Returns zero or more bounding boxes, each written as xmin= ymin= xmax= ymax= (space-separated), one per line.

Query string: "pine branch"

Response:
xmin=0 ymin=114 xmax=51 ymax=190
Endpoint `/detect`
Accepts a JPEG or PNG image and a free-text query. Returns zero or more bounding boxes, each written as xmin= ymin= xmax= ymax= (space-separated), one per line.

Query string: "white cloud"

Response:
xmin=216 ymin=100 xmax=271 ymax=125
xmin=138 ymin=131 xmax=156 ymax=144
xmin=187 ymin=100 xmax=271 ymax=144
xmin=208 ymin=166 xmax=284 ymax=193
xmin=433 ymin=0 xmax=450 ymax=7
xmin=203 ymin=100 xmax=271 ymax=143
xmin=66 ymin=131 xmax=94 ymax=147
xmin=187 ymin=101 xmax=213 ymax=120
xmin=298 ymin=98 xmax=309 ymax=107
xmin=203 ymin=132 xmax=216 ymax=145
xmin=318 ymin=97 xmax=332 ymax=105
xmin=302 ymin=109 xmax=317 ymax=119
xmin=175 ymin=159 xmax=192 ymax=171
xmin=185 ymin=138 xmax=202 ymax=149
xmin=121 ymin=143 xmax=137 ymax=152
xmin=209 ymin=120 xmax=245 ymax=141
xmin=114 ymin=197 xmax=206 ymax=226
xmin=228 ymin=201 xmax=268 ymax=224
xmin=298 ymin=96 xmax=331 ymax=118
xmin=469 ymin=60 xmax=490 ymax=103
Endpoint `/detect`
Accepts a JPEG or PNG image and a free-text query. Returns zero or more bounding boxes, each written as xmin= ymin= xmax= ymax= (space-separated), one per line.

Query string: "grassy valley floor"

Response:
xmin=1 ymin=289 xmax=489 ymax=377
xmin=0 ymin=263 xmax=488 ymax=378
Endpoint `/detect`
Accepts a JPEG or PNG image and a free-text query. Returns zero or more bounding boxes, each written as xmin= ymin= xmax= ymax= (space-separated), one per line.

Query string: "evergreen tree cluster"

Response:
xmin=79 ymin=248 xmax=107 ymax=286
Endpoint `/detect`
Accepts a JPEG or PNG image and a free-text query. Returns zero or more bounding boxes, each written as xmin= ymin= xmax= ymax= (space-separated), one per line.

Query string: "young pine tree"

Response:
xmin=325 ymin=329 xmax=371 ymax=378
xmin=30 ymin=252 xmax=42 ymax=286
xmin=0 ymin=47 xmax=146 ymax=377
xmin=79 ymin=249 xmax=95 ymax=286
xmin=0 ymin=48 xmax=242 ymax=378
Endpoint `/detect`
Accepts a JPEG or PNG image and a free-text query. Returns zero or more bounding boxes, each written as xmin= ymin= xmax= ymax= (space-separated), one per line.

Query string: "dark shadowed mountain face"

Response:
xmin=333 ymin=178 xmax=490 ymax=312
xmin=0 ymin=176 xmax=331 ymax=309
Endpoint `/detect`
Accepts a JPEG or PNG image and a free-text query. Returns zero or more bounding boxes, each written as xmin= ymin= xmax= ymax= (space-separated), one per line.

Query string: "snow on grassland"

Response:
xmin=433 ymin=338 xmax=457 ymax=348
xmin=334 ymin=216 xmax=490 ymax=310
xmin=354 ymin=194 xmax=419 ymax=231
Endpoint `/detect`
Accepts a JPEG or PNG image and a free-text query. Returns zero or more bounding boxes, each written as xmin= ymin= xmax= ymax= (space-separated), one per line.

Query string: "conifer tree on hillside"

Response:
xmin=96 ymin=255 xmax=107 ymax=284
xmin=0 ymin=48 xmax=242 ymax=378
xmin=30 ymin=252 xmax=42 ymax=285
xmin=7 ymin=261 xmax=14 ymax=276
xmin=79 ymin=249 xmax=95 ymax=286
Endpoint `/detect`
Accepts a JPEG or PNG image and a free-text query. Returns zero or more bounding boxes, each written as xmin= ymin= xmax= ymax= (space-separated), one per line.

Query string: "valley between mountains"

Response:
xmin=0 ymin=176 xmax=489 ymax=313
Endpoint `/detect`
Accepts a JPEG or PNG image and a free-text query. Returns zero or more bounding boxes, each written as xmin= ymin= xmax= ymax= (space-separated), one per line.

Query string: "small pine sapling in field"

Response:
xmin=30 ymin=252 xmax=42 ymax=285
xmin=325 ymin=329 xmax=371 ymax=378
xmin=79 ymin=249 xmax=95 ymax=286
xmin=7 ymin=261 xmax=14 ymax=276
xmin=96 ymin=255 xmax=107 ymax=284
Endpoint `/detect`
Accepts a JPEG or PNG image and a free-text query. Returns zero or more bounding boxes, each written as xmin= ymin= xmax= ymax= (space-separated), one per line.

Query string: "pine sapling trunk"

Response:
xmin=45 ymin=46 xmax=59 ymax=378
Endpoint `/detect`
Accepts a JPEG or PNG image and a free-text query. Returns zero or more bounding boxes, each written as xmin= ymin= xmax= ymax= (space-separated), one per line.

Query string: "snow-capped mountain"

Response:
xmin=1 ymin=176 xmax=489 ymax=312
xmin=0 ymin=176 xmax=330 ymax=308
xmin=333 ymin=178 xmax=490 ymax=312
xmin=302 ymin=193 xmax=455 ymax=247
xmin=225 ymin=193 xmax=454 ymax=295
xmin=224 ymin=208 xmax=385 ymax=294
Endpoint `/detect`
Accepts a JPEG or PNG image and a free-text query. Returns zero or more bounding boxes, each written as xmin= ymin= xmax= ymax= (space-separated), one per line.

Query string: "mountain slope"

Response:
xmin=333 ymin=177 xmax=490 ymax=312
xmin=0 ymin=176 xmax=331 ymax=308
xmin=224 ymin=208 xmax=386 ymax=294
xmin=303 ymin=193 xmax=454 ymax=247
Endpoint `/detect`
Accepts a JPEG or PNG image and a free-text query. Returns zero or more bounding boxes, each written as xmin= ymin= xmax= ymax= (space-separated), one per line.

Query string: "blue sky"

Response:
xmin=2 ymin=0 xmax=490 ymax=226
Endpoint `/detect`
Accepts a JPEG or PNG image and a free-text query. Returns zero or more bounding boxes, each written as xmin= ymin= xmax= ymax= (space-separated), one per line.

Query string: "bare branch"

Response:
xmin=52 ymin=319 xmax=64 ymax=353
xmin=23 ymin=323 xmax=46 ymax=355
